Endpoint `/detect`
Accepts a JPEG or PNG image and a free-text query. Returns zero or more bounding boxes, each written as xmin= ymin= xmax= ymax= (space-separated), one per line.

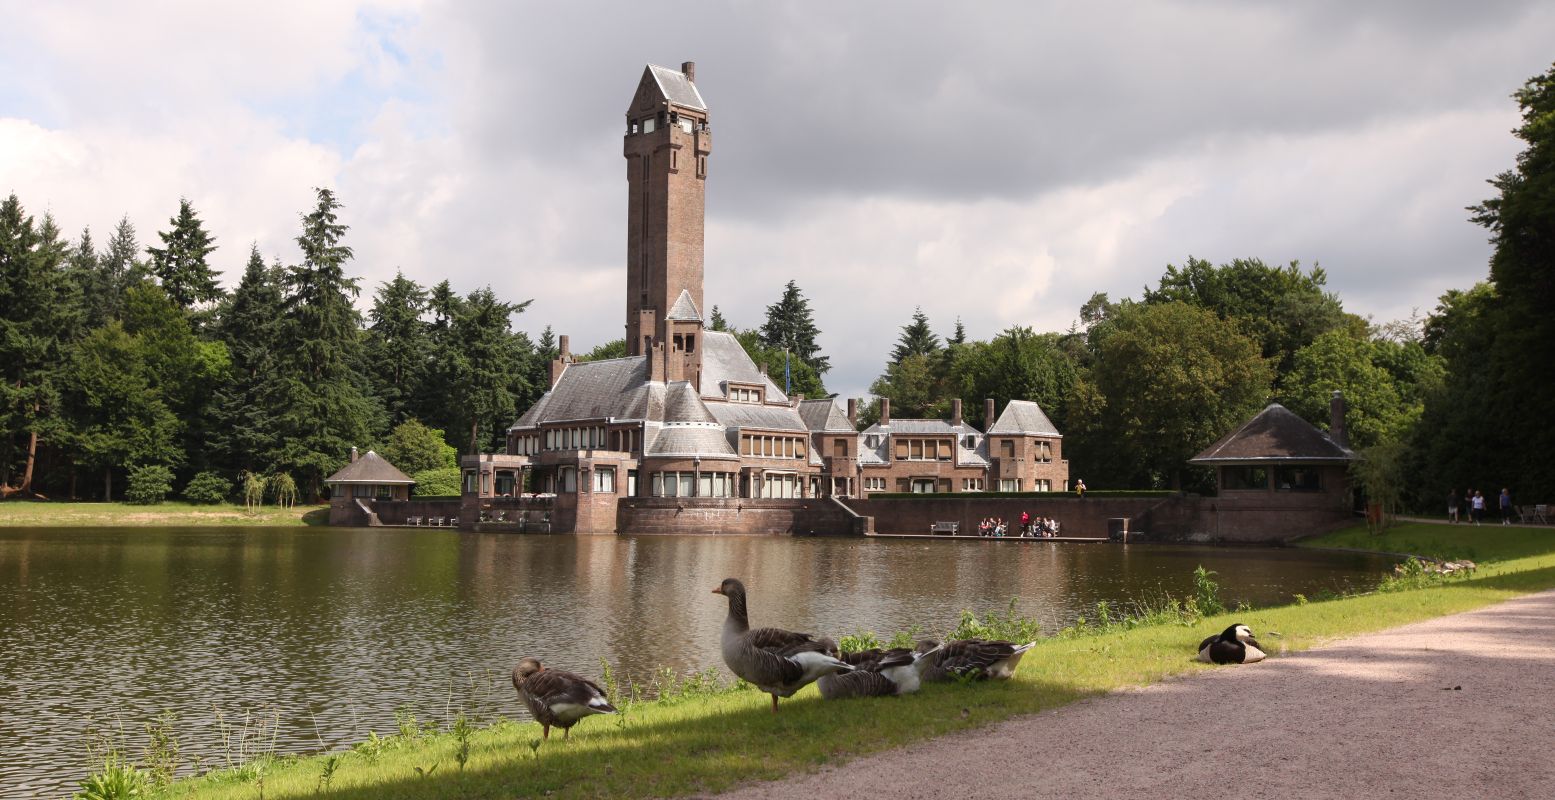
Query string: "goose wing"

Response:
xmin=818 ymin=669 xmax=898 ymax=700
xmin=522 ymin=669 xmax=617 ymax=714
xmin=747 ymin=627 xmax=819 ymax=654
xmin=937 ymin=639 xmax=1021 ymax=677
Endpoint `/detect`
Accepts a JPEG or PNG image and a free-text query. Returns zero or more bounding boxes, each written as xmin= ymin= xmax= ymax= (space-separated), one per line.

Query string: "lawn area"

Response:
xmin=0 ymin=500 xmax=326 ymax=527
xmin=134 ymin=521 xmax=1555 ymax=800
xmin=1301 ymin=519 xmax=1555 ymax=562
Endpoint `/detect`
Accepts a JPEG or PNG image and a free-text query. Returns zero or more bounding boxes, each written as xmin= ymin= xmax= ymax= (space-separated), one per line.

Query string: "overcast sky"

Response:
xmin=3 ymin=1 xmax=1552 ymax=400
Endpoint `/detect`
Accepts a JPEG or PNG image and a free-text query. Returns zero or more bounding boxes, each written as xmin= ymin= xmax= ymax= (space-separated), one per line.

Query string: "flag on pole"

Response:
xmin=784 ymin=348 xmax=792 ymax=396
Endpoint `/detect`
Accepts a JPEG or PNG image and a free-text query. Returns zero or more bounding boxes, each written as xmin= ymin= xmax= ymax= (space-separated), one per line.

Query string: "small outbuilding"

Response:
xmin=325 ymin=448 xmax=415 ymax=525
xmin=1186 ymin=392 xmax=1356 ymax=540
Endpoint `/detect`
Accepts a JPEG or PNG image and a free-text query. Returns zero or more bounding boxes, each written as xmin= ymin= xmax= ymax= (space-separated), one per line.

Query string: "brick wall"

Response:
xmin=617 ymin=497 xmax=866 ymax=535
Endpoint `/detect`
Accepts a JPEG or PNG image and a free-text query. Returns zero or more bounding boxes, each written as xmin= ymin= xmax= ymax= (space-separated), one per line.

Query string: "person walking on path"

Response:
xmin=1471 ymin=490 xmax=1486 ymax=525
xmin=1501 ymin=488 xmax=1513 ymax=525
xmin=1075 ymin=479 xmax=1087 ymax=498
xmin=1448 ymin=489 xmax=1460 ymax=524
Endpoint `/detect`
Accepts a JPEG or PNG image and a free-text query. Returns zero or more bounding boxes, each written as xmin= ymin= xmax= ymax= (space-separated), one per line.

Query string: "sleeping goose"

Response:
xmin=914 ymin=637 xmax=1036 ymax=681
xmin=713 ymin=578 xmax=853 ymax=712
xmin=817 ymin=644 xmax=943 ymax=699
xmin=1196 ymin=623 xmax=1266 ymax=664
xmin=512 ymin=657 xmax=617 ymax=740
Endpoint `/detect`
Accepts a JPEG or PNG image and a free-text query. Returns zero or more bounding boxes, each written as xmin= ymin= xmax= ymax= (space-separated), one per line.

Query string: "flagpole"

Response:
xmin=784 ymin=347 xmax=792 ymax=396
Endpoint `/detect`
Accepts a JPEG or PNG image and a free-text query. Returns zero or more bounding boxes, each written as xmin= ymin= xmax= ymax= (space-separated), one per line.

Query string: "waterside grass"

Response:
xmin=134 ymin=522 xmax=1555 ymax=800
xmin=0 ymin=500 xmax=325 ymax=528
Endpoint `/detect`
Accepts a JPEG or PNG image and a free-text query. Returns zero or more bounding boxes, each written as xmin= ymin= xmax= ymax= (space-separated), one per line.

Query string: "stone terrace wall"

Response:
xmin=617 ymin=497 xmax=868 ymax=535
xmin=843 ymin=495 xmax=1185 ymax=539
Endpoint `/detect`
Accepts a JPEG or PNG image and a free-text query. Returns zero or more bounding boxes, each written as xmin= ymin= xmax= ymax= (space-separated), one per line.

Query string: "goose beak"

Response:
xmin=711 ymin=586 xmax=724 ymax=595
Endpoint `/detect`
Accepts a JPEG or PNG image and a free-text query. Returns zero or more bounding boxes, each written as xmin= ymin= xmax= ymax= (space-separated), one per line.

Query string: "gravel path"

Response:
xmin=710 ymin=590 xmax=1555 ymax=799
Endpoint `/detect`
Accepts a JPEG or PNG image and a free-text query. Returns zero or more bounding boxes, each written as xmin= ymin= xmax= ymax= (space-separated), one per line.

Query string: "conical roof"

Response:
xmin=324 ymin=450 xmax=415 ymax=485
xmin=1189 ymin=403 xmax=1353 ymax=465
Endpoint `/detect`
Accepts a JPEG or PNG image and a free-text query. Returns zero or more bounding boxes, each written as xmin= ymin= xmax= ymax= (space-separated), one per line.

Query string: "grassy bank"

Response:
xmin=117 ymin=522 xmax=1555 ymax=799
xmin=0 ymin=500 xmax=325 ymax=528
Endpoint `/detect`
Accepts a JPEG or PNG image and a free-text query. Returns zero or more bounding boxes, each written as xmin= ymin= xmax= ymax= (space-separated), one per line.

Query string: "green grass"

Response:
xmin=1301 ymin=519 xmax=1555 ymax=562
xmin=133 ymin=522 xmax=1555 ymax=800
xmin=0 ymin=500 xmax=326 ymax=528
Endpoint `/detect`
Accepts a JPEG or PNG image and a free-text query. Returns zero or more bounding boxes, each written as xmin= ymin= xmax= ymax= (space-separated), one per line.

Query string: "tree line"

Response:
xmin=4 ymin=61 xmax=1550 ymax=510
xmin=0 ymin=189 xmax=543 ymax=502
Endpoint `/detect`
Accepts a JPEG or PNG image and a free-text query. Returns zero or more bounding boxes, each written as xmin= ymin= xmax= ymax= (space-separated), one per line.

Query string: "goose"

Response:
xmin=512 ymin=657 xmax=617 ymax=739
xmin=914 ymin=637 xmax=1036 ymax=681
xmin=713 ymin=578 xmax=853 ymax=712
xmin=817 ymin=644 xmax=944 ymax=699
xmin=1196 ymin=624 xmax=1266 ymax=664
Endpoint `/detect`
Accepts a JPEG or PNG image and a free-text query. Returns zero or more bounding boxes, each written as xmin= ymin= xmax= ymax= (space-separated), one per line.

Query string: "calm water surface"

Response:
xmin=0 ymin=527 xmax=1394 ymax=797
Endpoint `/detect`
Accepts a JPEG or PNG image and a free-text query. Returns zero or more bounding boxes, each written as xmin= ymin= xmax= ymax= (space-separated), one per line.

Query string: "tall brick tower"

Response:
xmin=624 ymin=62 xmax=711 ymax=387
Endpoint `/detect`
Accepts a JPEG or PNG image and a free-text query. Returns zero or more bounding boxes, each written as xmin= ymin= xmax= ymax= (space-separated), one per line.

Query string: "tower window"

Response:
xmin=670 ymin=150 xmax=678 ymax=171
xmin=642 ymin=117 xmax=655 ymax=133
xmin=678 ymin=117 xmax=694 ymax=134
xmin=697 ymin=155 xmax=706 ymax=177
xmin=685 ymin=335 xmax=694 ymax=353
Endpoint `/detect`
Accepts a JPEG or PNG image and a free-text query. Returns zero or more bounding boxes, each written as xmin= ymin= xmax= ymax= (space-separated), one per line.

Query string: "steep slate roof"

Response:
xmin=511 ymin=357 xmax=653 ymax=428
xmin=862 ymin=419 xmax=966 ymax=435
xmin=325 ymin=451 xmax=414 ymax=485
xmin=700 ymin=331 xmax=789 ymax=403
xmin=645 ymin=424 xmax=739 ymax=459
xmin=663 ymin=381 xmax=717 ymax=424
xmin=666 ymin=289 xmax=702 ymax=321
xmin=987 ymin=399 xmax=1061 ymax=436
xmin=707 ymin=401 xmax=807 ymax=432
xmin=1189 ymin=403 xmax=1354 ymax=465
xmin=799 ymin=399 xmax=856 ymax=432
xmin=646 ymin=64 xmax=707 ymax=110
xmin=957 ymin=434 xmax=990 ymax=467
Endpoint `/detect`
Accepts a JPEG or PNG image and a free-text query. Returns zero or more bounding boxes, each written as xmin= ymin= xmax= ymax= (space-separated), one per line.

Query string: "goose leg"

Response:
xmin=770 ymin=694 xmax=778 ymax=714
xmin=542 ymin=724 xmax=551 ymax=740
xmin=563 ymin=727 xmax=570 ymax=740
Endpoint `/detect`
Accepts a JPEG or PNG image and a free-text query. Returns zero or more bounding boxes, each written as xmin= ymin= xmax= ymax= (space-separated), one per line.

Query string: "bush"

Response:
xmin=125 ymin=465 xmax=175 ymax=505
xmin=412 ymin=467 xmax=461 ymax=497
xmin=182 ymin=472 xmax=231 ymax=504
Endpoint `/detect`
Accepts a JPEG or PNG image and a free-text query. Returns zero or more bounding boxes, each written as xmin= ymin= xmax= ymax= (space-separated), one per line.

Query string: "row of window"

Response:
xmin=1223 ymin=466 xmax=1323 ymax=492
xmin=894 ymin=438 xmax=954 ymax=462
xmin=651 ymin=471 xmax=736 ymax=498
xmin=514 ymin=427 xmax=641 ymax=454
xmin=729 ymin=386 xmax=763 ymax=403
xmin=996 ymin=439 xmax=1056 ymax=462
xmin=741 ymin=434 xmax=806 ymax=459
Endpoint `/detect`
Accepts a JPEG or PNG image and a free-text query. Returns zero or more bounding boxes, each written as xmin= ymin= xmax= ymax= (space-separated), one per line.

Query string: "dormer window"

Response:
xmin=679 ymin=117 xmax=694 ymax=134
xmin=641 ymin=117 xmax=656 ymax=133
xmin=727 ymin=382 xmax=763 ymax=404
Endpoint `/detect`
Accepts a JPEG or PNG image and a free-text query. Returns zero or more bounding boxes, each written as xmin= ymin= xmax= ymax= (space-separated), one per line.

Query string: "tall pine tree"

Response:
xmin=146 ymin=198 xmax=222 ymax=312
xmin=0 ymin=199 xmax=83 ymax=495
xmin=890 ymin=307 xmax=940 ymax=364
xmin=209 ymin=246 xmax=287 ymax=475
xmin=366 ymin=271 xmax=431 ymax=426
xmin=448 ymin=287 xmax=528 ymax=453
xmin=759 ymin=280 xmax=830 ymax=375
xmin=271 ymin=189 xmax=382 ymax=498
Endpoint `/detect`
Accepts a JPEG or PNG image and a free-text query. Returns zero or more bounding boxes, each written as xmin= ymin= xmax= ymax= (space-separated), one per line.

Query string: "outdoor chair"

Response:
xmin=1535 ymin=504 xmax=1550 ymax=525
xmin=408 ymin=516 xmax=420 ymax=526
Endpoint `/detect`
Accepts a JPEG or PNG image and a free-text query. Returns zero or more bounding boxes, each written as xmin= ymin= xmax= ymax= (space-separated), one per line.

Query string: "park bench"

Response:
xmin=930 ymin=521 xmax=959 ymax=536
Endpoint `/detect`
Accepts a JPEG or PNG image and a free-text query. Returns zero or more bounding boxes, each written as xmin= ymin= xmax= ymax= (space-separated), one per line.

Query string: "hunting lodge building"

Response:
xmin=459 ymin=63 xmax=1068 ymax=533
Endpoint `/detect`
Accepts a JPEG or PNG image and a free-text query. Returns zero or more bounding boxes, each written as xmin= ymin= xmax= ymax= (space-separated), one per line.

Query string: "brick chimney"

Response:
xmin=350 ymin=446 xmax=358 ymax=463
xmin=985 ymin=398 xmax=997 ymax=431
xmin=649 ymin=341 xmax=666 ymax=382
xmin=951 ymin=398 xmax=963 ymax=427
xmin=681 ymin=61 xmax=696 ymax=82
xmin=549 ymin=335 xmax=573 ymax=388
xmin=880 ymin=398 xmax=891 ymax=426
xmin=847 ymin=398 xmax=858 ymax=428
xmin=1330 ymin=390 xmax=1349 ymax=448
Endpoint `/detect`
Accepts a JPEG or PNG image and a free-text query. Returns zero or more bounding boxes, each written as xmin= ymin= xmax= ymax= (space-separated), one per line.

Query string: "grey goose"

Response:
xmin=713 ymin=578 xmax=852 ymax=712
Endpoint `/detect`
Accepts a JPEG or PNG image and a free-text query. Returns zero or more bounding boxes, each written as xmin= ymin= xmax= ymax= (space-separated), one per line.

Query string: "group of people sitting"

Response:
xmin=976 ymin=513 xmax=1061 ymax=538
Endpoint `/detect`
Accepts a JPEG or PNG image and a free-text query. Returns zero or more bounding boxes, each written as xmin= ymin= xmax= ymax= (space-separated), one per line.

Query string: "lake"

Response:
xmin=0 ymin=527 xmax=1393 ymax=797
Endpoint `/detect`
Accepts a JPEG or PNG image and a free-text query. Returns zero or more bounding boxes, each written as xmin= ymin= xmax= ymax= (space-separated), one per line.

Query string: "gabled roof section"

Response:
xmin=510 ymin=356 xmax=651 ymax=429
xmin=699 ymin=331 xmax=788 ymax=403
xmin=644 ymin=424 xmax=739 ymax=460
xmin=646 ymin=64 xmax=707 ymax=110
xmin=663 ymin=381 xmax=717 ymax=424
xmin=325 ymin=451 xmax=414 ymax=485
xmin=666 ymin=289 xmax=702 ymax=321
xmin=987 ymin=400 xmax=1061 ymax=436
xmin=799 ymin=399 xmax=855 ymax=433
xmin=1189 ymin=403 xmax=1354 ymax=465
